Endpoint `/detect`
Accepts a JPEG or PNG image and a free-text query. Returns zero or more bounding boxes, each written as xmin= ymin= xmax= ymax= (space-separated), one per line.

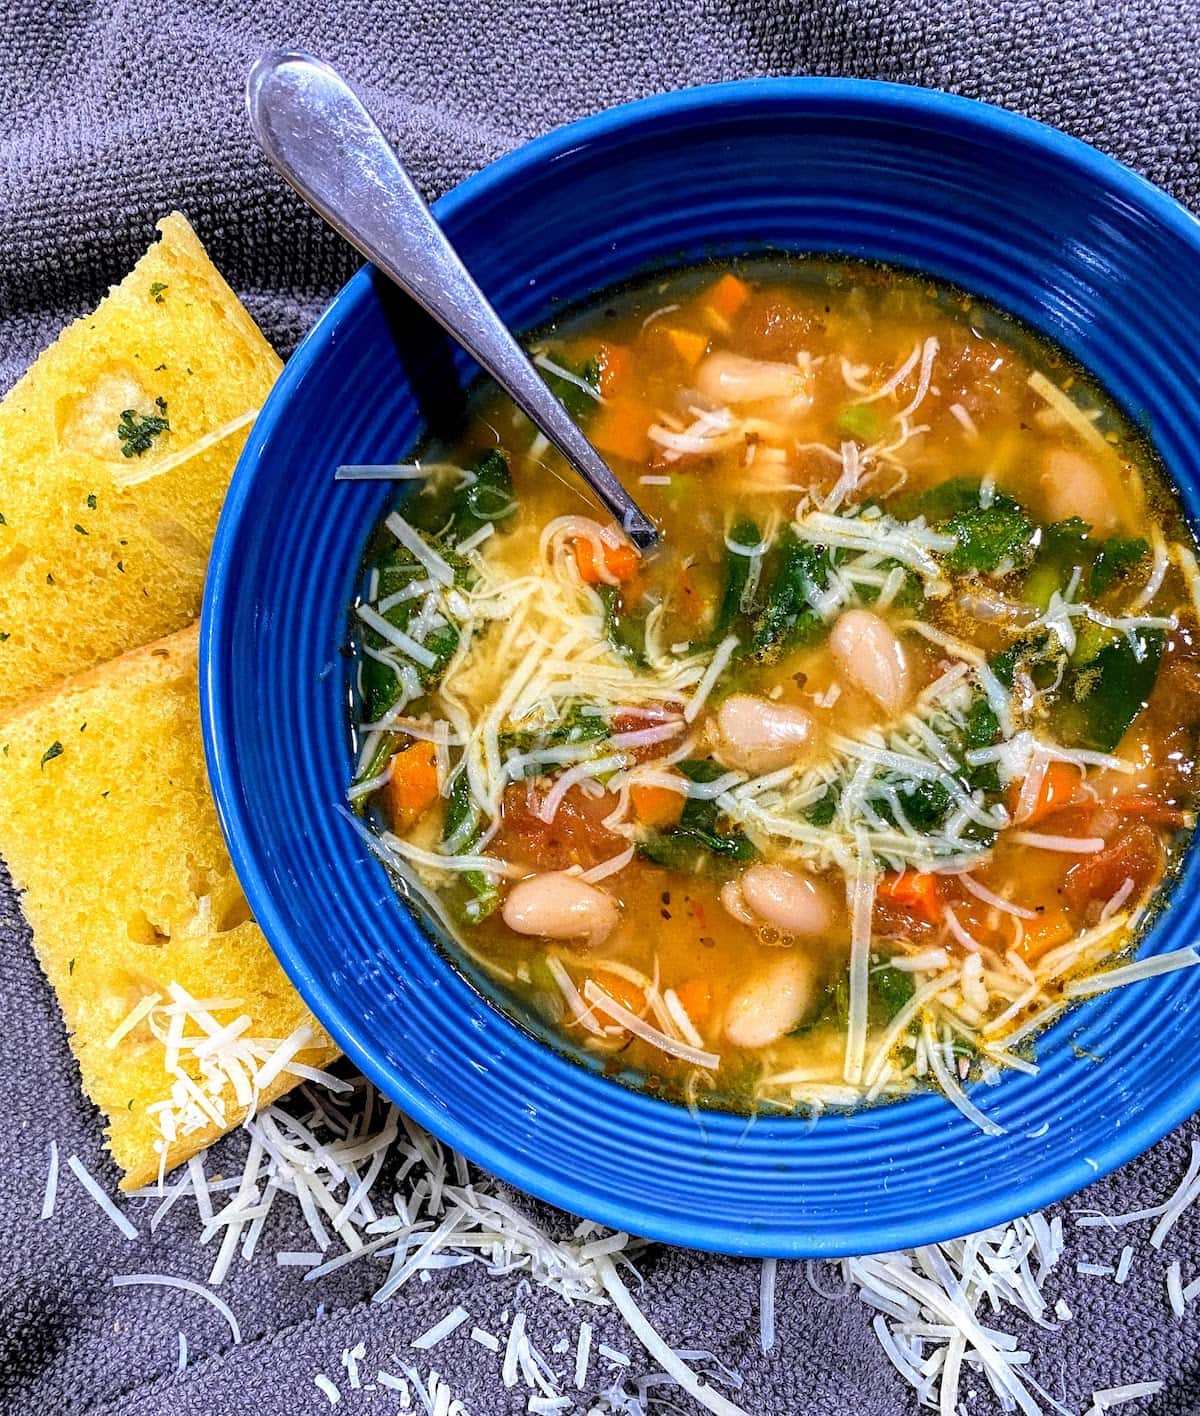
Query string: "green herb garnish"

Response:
xmin=40 ymin=741 xmax=64 ymax=769
xmin=117 ymin=401 xmax=170 ymax=458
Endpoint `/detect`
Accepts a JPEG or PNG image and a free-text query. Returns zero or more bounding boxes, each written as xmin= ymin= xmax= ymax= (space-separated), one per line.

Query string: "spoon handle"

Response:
xmin=246 ymin=50 xmax=658 ymax=551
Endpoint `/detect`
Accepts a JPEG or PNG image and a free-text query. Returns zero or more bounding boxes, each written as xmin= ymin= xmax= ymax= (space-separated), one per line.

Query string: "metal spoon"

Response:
xmin=246 ymin=50 xmax=658 ymax=553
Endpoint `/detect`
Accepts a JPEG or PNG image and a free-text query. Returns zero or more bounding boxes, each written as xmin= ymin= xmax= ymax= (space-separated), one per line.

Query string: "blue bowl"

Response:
xmin=201 ymin=79 xmax=1200 ymax=1257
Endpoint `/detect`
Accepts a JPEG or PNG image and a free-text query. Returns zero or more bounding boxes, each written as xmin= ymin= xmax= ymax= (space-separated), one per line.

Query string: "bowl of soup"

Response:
xmin=201 ymin=79 xmax=1200 ymax=1256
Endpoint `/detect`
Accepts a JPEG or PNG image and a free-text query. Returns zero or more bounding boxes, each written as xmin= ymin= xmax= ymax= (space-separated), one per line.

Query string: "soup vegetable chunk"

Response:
xmin=348 ymin=260 xmax=1200 ymax=1124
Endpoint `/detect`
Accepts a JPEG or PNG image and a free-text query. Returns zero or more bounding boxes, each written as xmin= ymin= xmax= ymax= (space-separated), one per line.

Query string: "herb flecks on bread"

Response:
xmin=0 ymin=212 xmax=282 ymax=711
xmin=0 ymin=625 xmax=339 ymax=1190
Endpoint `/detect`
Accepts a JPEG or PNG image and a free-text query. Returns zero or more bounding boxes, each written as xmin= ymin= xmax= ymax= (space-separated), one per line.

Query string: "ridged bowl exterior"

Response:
xmin=201 ymin=79 xmax=1200 ymax=1257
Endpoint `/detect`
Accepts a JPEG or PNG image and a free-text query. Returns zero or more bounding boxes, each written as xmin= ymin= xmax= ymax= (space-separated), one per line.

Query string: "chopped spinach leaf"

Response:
xmin=711 ymin=516 xmax=761 ymax=644
xmin=941 ymin=498 xmax=1034 ymax=574
xmin=443 ymin=771 xmax=498 ymax=922
xmin=598 ymin=583 xmax=649 ymax=667
xmin=962 ymin=698 xmax=1002 ymax=791
xmin=900 ymin=476 xmax=984 ymax=521
xmin=805 ymin=790 xmax=837 ymax=828
xmin=638 ymin=757 xmax=755 ymax=871
xmin=895 ymin=779 xmax=952 ymax=831
xmin=501 ymin=704 xmax=609 ymax=760
xmin=751 ymin=530 xmax=830 ymax=660
xmin=451 ymin=449 xmax=515 ymax=541
xmin=541 ymin=353 xmax=601 ymax=422
xmin=1058 ymin=627 xmax=1164 ymax=752
xmin=872 ymin=965 xmax=916 ymax=1020
xmin=1090 ymin=536 xmax=1149 ymax=597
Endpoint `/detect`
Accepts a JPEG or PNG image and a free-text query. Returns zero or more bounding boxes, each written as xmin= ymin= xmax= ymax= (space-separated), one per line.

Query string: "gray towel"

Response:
xmin=2 ymin=2 xmax=1199 ymax=1412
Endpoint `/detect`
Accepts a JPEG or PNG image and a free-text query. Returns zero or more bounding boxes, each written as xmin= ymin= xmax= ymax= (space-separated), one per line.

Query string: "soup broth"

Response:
xmin=349 ymin=259 xmax=1200 ymax=1120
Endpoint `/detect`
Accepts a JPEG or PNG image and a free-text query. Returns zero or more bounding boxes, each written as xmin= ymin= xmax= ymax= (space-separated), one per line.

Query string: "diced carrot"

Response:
xmin=381 ymin=740 xmax=439 ymax=833
xmin=664 ymin=327 xmax=709 ymax=368
xmin=1109 ymin=793 xmax=1192 ymax=828
xmin=1015 ymin=910 xmax=1075 ymax=964
xmin=629 ymin=781 xmax=685 ymax=829
xmin=591 ymin=970 xmax=645 ymax=1025
xmin=573 ymin=535 xmax=640 ymax=584
xmin=1007 ymin=761 xmax=1081 ymax=825
xmin=589 ymin=399 xmax=651 ymax=462
xmin=705 ymin=272 xmax=750 ymax=323
xmin=877 ymin=870 xmax=942 ymax=924
xmin=674 ymin=976 xmax=713 ymax=1025
xmin=596 ymin=342 xmax=632 ymax=397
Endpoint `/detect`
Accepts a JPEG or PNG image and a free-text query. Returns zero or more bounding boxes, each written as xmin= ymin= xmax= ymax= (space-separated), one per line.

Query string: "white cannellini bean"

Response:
xmin=695 ymin=351 xmax=813 ymax=408
xmin=501 ymin=872 xmax=618 ymax=946
xmin=829 ymin=609 xmax=911 ymax=715
xmin=724 ymin=951 xmax=822 ymax=1049
xmin=719 ymin=879 xmax=757 ymax=926
xmin=1040 ymin=447 xmax=1121 ymax=535
xmin=715 ymin=694 xmax=814 ymax=773
xmin=739 ymin=863 xmax=832 ymax=936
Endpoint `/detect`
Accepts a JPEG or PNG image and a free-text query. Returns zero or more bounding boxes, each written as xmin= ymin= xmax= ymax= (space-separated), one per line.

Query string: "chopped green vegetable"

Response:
xmin=898 ymin=477 xmax=1035 ymax=575
xmin=835 ymin=403 xmax=882 ymax=442
xmin=962 ymin=698 xmax=1002 ymax=791
xmin=73 ymin=523 xmax=88 ymax=535
xmin=638 ymin=758 xmax=755 ymax=871
xmin=1090 ymin=536 xmax=1149 ymax=597
xmin=797 ymin=961 xmax=914 ymax=1037
xmin=751 ymin=530 xmax=830 ymax=659
xmin=1058 ymin=627 xmax=1164 ymax=752
xmin=711 ymin=516 xmax=762 ymax=644
xmin=941 ymin=498 xmax=1034 ymax=574
xmin=451 ymin=449 xmax=515 ymax=541
xmin=443 ymin=770 xmax=477 ymax=847
xmin=894 ymin=780 xmax=952 ymax=831
xmin=901 ymin=476 xmax=984 ymax=521
xmin=149 ymin=281 xmax=168 ymax=302
xmin=443 ymin=771 xmax=498 ymax=922
xmin=86 ymin=494 xmax=97 ymax=510
xmin=360 ymin=544 xmax=459 ymax=721
xmin=871 ymin=965 xmax=916 ymax=1020
xmin=804 ymin=790 xmax=837 ymax=828
xmin=598 ymin=583 xmax=649 ymax=667
xmin=117 ymin=402 xmax=169 ymax=457
xmin=501 ymin=703 xmax=609 ymax=761
xmin=40 ymin=741 xmax=63 ymax=769
xmin=541 ymin=353 xmax=601 ymax=422
xmin=990 ymin=631 xmax=1056 ymax=692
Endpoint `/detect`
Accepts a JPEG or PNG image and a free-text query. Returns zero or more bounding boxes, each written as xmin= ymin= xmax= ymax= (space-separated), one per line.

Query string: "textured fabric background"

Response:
xmin=3 ymin=2 xmax=1200 ymax=1412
